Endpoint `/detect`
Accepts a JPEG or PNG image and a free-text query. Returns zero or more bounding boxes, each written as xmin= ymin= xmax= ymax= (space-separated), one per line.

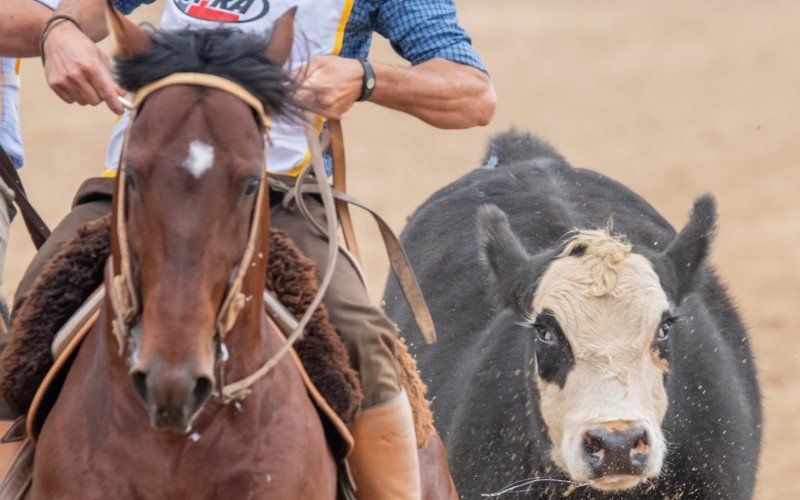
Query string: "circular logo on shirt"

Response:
xmin=172 ymin=0 xmax=270 ymax=23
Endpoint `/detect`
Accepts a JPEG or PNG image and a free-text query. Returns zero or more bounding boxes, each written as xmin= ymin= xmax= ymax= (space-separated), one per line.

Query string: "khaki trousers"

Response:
xmin=12 ymin=177 xmax=401 ymax=408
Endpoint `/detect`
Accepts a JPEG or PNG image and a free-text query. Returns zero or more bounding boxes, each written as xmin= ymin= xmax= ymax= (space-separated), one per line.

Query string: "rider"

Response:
xmin=0 ymin=0 xmax=60 ymax=302
xmin=12 ymin=0 xmax=496 ymax=496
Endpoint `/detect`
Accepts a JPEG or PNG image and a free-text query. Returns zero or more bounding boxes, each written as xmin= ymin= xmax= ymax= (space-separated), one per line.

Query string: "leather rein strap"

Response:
xmin=321 ymin=119 xmax=437 ymax=344
xmin=0 ymin=146 xmax=51 ymax=249
xmin=108 ymin=72 xmax=339 ymax=403
xmin=328 ymin=119 xmax=360 ymax=261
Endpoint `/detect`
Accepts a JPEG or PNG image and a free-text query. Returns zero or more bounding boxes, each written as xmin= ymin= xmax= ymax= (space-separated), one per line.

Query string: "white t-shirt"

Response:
xmin=104 ymin=0 xmax=352 ymax=175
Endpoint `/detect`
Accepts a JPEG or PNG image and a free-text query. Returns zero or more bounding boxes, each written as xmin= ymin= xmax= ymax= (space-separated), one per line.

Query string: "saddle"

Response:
xmin=0 ymin=217 xmax=434 ymax=498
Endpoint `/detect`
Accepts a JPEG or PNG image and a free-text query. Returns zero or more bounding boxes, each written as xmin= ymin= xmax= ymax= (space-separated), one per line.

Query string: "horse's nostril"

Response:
xmin=193 ymin=376 xmax=213 ymax=406
xmin=131 ymin=370 xmax=149 ymax=403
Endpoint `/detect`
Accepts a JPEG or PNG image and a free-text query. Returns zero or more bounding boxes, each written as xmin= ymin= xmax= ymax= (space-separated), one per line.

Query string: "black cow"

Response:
xmin=384 ymin=131 xmax=761 ymax=498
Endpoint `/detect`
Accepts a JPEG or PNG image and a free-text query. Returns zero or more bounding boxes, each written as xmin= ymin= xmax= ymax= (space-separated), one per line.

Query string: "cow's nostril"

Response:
xmin=131 ymin=370 xmax=149 ymax=403
xmin=584 ymin=424 xmax=650 ymax=478
xmin=584 ymin=431 xmax=605 ymax=458
xmin=631 ymin=431 xmax=650 ymax=458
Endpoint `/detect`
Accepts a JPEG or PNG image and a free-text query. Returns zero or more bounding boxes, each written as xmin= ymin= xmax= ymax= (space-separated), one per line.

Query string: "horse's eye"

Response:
xmin=243 ymin=178 xmax=260 ymax=197
xmin=534 ymin=323 xmax=554 ymax=343
xmin=125 ymin=169 xmax=137 ymax=191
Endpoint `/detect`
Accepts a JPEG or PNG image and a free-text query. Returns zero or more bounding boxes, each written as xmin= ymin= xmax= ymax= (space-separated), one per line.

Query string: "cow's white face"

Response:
xmin=529 ymin=231 xmax=671 ymax=490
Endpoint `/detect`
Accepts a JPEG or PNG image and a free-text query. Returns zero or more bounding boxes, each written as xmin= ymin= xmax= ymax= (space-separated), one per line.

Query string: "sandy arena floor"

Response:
xmin=4 ymin=1 xmax=798 ymax=497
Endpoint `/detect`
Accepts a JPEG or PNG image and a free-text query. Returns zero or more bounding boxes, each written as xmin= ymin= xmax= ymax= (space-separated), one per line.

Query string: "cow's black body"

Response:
xmin=383 ymin=131 xmax=761 ymax=499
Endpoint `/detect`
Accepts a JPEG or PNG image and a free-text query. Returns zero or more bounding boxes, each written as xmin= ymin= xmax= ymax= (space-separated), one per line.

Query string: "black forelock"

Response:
xmin=115 ymin=28 xmax=303 ymax=120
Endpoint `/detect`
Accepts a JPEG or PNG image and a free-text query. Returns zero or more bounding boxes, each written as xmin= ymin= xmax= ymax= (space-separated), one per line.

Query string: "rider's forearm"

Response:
xmin=0 ymin=0 xmax=52 ymax=56
xmin=53 ymin=0 xmax=109 ymax=41
xmin=369 ymin=58 xmax=497 ymax=129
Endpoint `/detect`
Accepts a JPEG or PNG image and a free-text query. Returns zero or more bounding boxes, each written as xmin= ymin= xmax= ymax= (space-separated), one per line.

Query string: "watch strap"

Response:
xmin=357 ymin=59 xmax=376 ymax=102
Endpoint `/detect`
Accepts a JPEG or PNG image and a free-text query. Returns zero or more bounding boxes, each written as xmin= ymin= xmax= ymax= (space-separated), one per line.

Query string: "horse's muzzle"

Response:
xmin=130 ymin=362 xmax=214 ymax=433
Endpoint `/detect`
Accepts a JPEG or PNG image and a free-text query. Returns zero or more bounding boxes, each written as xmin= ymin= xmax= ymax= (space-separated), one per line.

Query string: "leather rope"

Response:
xmin=220 ymin=112 xmax=340 ymax=400
xmin=328 ymin=119 xmax=361 ymax=262
xmin=105 ymin=67 xmax=340 ymax=403
xmin=271 ymin=178 xmax=437 ymax=344
xmin=0 ymin=146 xmax=51 ymax=249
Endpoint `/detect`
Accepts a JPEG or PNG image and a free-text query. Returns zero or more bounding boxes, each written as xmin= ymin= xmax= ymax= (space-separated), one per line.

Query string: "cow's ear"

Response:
xmin=477 ymin=205 xmax=552 ymax=315
xmin=265 ymin=7 xmax=296 ymax=66
xmin=107 ymin=6 xmax=153 ymax=56
xmin=655 ymin=195 xmax=717 ymax=304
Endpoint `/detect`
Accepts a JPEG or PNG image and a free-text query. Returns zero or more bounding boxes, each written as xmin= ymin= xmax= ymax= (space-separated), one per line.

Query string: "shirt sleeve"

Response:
xmin=113 ymin=0 xmax=157 ymax=15
xmin=374 ymin=0 xmax=487 ymax=74
xmin=34 ymin=0 xmax=155 ymax=15
xmin=33 ymin=0 xmax=59 ymax=9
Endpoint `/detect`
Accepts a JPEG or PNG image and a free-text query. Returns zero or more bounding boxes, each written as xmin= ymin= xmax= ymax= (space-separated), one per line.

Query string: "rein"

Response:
xmin=108 ymin=72 xmax=340 ymax=404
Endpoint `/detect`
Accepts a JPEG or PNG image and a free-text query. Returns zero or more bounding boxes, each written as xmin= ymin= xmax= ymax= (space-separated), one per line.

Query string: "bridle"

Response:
xmin=108 ymin=72 xmax=339 ymax=404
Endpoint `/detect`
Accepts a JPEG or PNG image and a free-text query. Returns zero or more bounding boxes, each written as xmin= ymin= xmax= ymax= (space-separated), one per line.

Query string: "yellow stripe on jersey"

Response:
xmin=333 ymin=0 xmax=355 ymax=56
xmin=287 ymin=0 xmax=354 ymax=175
xmin=15 ymin=59 xmax=21 ymax=75
xmin=287 ymin=113 xmax=326 ymax=176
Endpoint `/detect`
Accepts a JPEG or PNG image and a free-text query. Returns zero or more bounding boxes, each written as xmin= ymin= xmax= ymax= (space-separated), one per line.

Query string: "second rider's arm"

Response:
xmin=41 ymin=0 xmax=124 ymax=113
xmin=0 ymin=0 xmax=52 ymax=57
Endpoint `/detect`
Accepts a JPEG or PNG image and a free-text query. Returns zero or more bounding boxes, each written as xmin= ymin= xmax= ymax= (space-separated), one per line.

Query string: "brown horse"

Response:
xmin=32 ymin=12 xmax=340 ymax=498
xmin=26 ymin=11 xmax=456 ymax=499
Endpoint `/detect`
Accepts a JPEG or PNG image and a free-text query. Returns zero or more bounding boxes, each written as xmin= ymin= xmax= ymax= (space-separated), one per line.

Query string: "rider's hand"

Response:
xmin=43 ymin=21 xmax=125 ymax=115
xmin=295 ymin=55 xmax=363 ymax=119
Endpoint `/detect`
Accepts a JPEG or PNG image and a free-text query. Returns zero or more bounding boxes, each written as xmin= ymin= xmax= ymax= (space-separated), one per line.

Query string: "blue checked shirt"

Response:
xmin=116 ymin=0 xmax=487 ymax=73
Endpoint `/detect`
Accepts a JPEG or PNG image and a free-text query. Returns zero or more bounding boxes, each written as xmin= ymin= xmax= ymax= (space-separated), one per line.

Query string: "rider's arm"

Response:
xmin=50 ymin=0 xmax=109 ymax=41
xmin=369 ymin=59 xmax=495 ymax=129
xmin=0 ymin=1 xmax=51 ymax=57
xmin=297 ymin=57 xmax=495 ymax=129
xmin=42 ymin=0 xmax=124 ymax=113
xmin=298 ymin=0 xmax=496 ymax=129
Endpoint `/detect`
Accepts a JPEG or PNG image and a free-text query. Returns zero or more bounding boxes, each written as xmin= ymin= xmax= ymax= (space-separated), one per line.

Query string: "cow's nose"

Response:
xmin=583 ymin=422 xmax=650 ymax=477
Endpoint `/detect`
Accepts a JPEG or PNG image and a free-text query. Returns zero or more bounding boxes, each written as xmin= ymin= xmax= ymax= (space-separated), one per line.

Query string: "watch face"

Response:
xmin=366 ymin=77 xmax=376 ymax=89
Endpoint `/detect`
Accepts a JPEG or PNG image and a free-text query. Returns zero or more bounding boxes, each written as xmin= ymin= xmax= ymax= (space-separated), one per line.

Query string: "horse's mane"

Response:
xmin=115 ymin=28 xmax=303 ymax=119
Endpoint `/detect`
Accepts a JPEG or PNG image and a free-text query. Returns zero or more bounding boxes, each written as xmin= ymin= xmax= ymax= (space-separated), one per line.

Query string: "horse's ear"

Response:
xmin=106 ymin=5 xmax=153 ymax=56
xmin=655 ymin=195 xmax=717 ymax=304
xmin=477 ymin=204 xmax=552 ymax=316
xmin=265 ymin=7 xmax=297 ymax=66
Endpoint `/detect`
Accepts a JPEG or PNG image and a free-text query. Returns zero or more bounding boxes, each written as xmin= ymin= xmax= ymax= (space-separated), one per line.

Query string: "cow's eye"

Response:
xmin=657 ymin=318 xmax=675 ymax=340
xmin=534 ymin=323 xmax=554 ymax=343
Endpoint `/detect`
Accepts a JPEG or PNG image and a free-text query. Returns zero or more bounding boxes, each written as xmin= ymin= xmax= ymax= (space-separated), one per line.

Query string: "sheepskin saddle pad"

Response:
xmin=0 ymin=215 xmax=434 ymax=445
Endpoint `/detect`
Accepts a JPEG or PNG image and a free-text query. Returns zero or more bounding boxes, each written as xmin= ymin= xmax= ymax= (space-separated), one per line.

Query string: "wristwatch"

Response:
xmin=358 ymin=59 xmax=376 ymax=102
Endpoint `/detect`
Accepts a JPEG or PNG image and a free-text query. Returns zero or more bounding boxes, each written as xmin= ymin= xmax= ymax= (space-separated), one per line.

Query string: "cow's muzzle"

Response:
xmin=582 ymin=421 xmax=651 ymax=488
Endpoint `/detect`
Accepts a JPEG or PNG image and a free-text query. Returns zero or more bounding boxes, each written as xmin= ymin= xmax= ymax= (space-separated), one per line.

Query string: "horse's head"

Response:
xmin=109 ymin=11 xmax=299 ymax=432
xmin=477 ymin=196 xmax=717 ymax=491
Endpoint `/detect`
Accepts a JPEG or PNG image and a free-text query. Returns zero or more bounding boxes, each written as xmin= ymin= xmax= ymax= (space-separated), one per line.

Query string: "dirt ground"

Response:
xmin=4 ymin=1 xmax=798 ymax=497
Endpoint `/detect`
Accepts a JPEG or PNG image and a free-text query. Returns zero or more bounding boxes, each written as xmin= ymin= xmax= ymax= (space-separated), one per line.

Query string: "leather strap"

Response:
xmin=0 ymin=146 xmax=50 ymax=249
xmin=0 ymin=438 xmax=34 ymax=500
xmin=329 ymin=119 xmax=361 ymax=262
xmin=271 ymin=179 xmax=437 ymax=344
xmin=133 ymin=73 xmax=272 ymax=132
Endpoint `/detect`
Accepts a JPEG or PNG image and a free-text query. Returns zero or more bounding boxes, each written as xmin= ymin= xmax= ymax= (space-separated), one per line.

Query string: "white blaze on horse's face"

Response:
xmin=183 ymin=140 xmax=215 ymax=179
xmin=531 ymin=230 xmax=670 ymax=490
